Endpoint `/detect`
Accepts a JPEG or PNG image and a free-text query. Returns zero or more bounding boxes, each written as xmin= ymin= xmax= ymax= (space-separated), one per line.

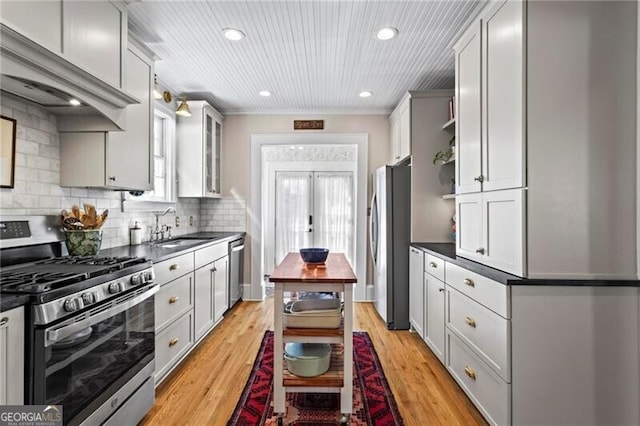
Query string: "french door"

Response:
xmin=274 ymin=171 xmax=354 ymax=268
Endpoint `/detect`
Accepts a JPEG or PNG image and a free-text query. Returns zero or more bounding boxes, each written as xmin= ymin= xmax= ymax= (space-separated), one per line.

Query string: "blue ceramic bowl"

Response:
xmin=299 ymin=248 xmax=329 ymax=263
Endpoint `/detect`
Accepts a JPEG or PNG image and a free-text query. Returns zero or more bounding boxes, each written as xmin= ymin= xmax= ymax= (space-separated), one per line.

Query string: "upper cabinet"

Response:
xmin=389 ymin=95 xmax=411 ymax=163
xmin=455 ymin=0 xmax=524 ymax=195
xmin=453 ymin=0 xmax=638 ymax=279
xmin=0 ymin=1 xmax=136 ymax=131
xmin=59 ymin=41 xmax=154 ymax=191
xmin=177 ymin=101 xmax=223 ymax=198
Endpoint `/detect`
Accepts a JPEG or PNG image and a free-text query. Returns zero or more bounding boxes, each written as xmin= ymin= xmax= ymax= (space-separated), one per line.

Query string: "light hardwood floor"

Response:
xmin=140 ymin=299 xmax=487 ymax=426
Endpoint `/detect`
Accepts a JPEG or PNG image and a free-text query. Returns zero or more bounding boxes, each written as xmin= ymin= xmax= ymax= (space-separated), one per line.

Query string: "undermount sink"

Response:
xmin=152 ymin=238 xmax=210 ymax=249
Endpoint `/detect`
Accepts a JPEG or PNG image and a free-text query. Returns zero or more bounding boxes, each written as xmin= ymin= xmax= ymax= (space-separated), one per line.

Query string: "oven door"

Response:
xmin=31 ymin=285 xmax=157 ymax=426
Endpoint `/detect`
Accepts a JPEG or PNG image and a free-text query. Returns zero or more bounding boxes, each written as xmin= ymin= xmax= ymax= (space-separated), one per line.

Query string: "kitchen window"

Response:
xmin=122 ymin=106 xmax=176 ymax=210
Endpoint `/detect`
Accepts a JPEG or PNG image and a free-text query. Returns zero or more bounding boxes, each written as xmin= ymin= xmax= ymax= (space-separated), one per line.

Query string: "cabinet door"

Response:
xmin=1 ymin=1 xmax=62 ymax=53
xmin=409 ymin=247 xmax=425 ymax=338
xmin=106 ymin=46 xmax=153 ymax=190
xmin=482 ymin=188 xmax=525 ymax=276
xmin=389 ymin=113 xmax=400 ymax=163
xmin=483 ymin=0 xmax=524 ymax=192
xmin=456 ymin=193 xmax=483 ymax=262
xmin=63 ymin=1 xmax=124 ymax=88
xmin=213 ymin=256 xmax=228 ymax=322
xmin=398 ymin=99 xmax=411 ymax=161
xmin=0 ymin=306 xmax=24 ymax=404
xmin=194 ymin=264 xmax=215 ymax=341
xmin=425 ymin=275 xmax=445 ymax=363
xmin=59 ymin=132 xmax=107 ymax=187
xmin=203 ymin=106 xmax=222 ymax=197
xmin=455 ymin=22 xmax=483 ymax=194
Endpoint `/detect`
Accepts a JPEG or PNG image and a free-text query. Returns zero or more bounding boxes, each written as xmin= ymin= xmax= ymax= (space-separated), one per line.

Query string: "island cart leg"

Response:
xmin=340 ymin=283 xmax=353 ymax=414
xmin=274 ymin=282 xmax=286 ymax=415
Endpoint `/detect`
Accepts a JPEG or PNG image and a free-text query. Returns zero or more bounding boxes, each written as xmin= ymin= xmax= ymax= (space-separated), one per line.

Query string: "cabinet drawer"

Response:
xmin=154 ymin=252 xmax=194 ymax=285
xmin=447 ymin=332 xmax=510 ymax=426
xmin=194 ymin=242 xmax=227 ymax=270
xmin=447 ymin=287 xmax=510 ymax=381
xmin=424 ymin=254 xmax=445 ymax=281
xmin=155 ymin=310 xmax=194 ymax=384
xmin=155 ymin=273 xmax=193 ymax=331
xmin=445 ymin=263 xmax=509 ymax=318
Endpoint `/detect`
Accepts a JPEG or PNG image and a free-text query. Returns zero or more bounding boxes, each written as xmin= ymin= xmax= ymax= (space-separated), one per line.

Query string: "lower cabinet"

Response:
xmin=409 ymin=247 xmax=425 ymax=337
xmin=213 ymin=256 xmax=228 ymax=323
xmin=155 ymin=310 xmax=194 ymax=382
xmin=0 ymin=306 xmax=24 ymax=404
xmin=424 ymin=273 xmax=445 ymax=363
xmin=194 ymin=252 xmax=228 ymax=343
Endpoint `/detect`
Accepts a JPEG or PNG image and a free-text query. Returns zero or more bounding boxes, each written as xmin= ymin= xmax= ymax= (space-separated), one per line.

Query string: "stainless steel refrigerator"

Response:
xmin=369 ymin=160 xmax=411 ymax=330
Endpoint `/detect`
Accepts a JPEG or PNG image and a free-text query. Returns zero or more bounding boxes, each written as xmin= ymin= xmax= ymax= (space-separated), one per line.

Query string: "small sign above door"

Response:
xmin=294 ymin=120 xmax=324 ymax=130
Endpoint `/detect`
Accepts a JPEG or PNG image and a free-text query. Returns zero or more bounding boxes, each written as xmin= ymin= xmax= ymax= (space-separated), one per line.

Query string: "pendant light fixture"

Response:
xmin=175 ymin=96 xmax=192 ymax=117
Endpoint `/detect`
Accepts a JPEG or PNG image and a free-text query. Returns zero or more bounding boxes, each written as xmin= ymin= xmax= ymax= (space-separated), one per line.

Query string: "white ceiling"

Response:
xmin=126 ymin=0 xmax=484 ymax=115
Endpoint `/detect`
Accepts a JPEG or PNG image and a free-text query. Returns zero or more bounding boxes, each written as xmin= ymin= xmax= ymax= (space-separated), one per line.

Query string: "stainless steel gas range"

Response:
xmin=0 ymin=216 xmax=157 ymax=426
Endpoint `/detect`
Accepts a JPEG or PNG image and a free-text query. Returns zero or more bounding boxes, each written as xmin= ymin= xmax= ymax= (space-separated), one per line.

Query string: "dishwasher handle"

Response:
xmin=231 ymin=244 xmax=245 ymax=252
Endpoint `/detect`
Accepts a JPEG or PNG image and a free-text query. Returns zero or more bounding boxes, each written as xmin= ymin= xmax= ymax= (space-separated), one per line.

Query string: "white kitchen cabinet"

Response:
xmin=59 ymin=41 xmax=154 ymax=191
xmin=63 ymin=1 xmax=127 ymax=89
xmin=213 ymin=256 xmax=228 ymax=322
xmin=408 ymin=247 xmax=425 ymax=338
xmin=194 ymin=264 xmax=215 ymax=342
xmin=389 ymin=96 xmax=410 ymax=163
xmin=0 ymin=306 xmax=24 ymax=405
xmin=177 ymin=101 xmax=223 ymax=198
xmin=455 ymin=0 xmax=524 ymax=196
xmin=424 ymin=273 xmax=446 ymax=363
xmin=456 ymin=189 xmax=524 ymax=276
xmin=454 ymin=0 xmax=637 ymax=279
xmin=0 ymin=1 xmax=62 ymax=53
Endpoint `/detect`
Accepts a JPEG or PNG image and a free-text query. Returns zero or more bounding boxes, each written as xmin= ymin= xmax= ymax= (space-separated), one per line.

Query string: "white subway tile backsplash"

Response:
xmin=16 ymin=140 xmax=39 ymax=155
xmin=25 ymin=128 xmax=52 ymax=145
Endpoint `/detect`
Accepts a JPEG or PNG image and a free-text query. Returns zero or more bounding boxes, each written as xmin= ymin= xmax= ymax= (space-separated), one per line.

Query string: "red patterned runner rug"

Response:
xmin=228 ymin=331 xmax=404 ymax=426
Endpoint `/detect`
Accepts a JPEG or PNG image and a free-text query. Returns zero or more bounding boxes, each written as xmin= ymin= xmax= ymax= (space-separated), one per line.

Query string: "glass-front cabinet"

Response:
xmin=177 ymin=100 xmax=223 ymax=198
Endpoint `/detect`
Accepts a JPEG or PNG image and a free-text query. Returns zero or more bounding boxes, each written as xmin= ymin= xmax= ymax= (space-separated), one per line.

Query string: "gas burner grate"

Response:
xmin=40 ymin=256 xmax=143 ymax=267
xmin=0 ymin=271 xmax=88 ymax=293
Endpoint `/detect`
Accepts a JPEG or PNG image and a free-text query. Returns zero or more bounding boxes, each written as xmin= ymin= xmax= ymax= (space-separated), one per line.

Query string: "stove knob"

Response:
xmin=144 ymin=270 xmax=155 ymax=282
xmin=81 ymin=292 xmax=95 ymax=305
xmin=108 ymin=282 xmax=124 ymax=294
xmin=64 ymin=298 xmax=84 ymax=312
xmin=130 ymin=274 xmax=142 ymax=285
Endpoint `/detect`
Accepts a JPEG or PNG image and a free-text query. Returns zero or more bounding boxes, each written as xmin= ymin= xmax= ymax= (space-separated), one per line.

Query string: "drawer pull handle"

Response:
xmin=465 ymin=316 xmax=477 ymax=328
xmin=169 ymin=264 xmax=180 ymax=271
xmin=0 ymin=317 xmax=8 ymax=327
xmin=429 ymin=262 xmax=437 ymax=268
xmin=464 ymin=278 xmax=475 ymax=287
xmin=464 ymin=366 xmax=477 ymax=380
xmin=169 ymin=337 xmax=179 ymax=347
xmin=169 ymin=296 xmax=179 ymax=304
xmin=475 ymin=248 xmax=485 ymax=254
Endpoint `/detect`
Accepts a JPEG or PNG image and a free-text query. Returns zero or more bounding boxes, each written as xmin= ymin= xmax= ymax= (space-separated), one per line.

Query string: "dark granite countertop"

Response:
xmin=0 ymin=232 xmax=245 ymax=312
xmin=411 ymin=242 xmax=640 ymax=287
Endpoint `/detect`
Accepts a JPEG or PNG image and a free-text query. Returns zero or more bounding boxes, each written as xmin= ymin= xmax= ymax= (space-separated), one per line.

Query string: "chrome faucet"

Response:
xmin=151 ymin=207 xmax=176 ymax=241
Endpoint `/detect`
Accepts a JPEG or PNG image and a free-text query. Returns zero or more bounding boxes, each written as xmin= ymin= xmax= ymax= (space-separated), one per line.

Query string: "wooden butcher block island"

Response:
xmin=269 ymin=253 xmax=357 ymax=424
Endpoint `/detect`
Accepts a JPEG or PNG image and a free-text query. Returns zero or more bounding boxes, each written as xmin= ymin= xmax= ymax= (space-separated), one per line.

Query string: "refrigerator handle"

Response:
xmin=369 ymin=192 xmax=377 ymax=267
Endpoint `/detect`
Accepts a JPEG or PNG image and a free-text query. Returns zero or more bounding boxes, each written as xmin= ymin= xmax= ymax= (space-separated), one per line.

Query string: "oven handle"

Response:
xmin=45 ymin=285 xmax=158 ymax=347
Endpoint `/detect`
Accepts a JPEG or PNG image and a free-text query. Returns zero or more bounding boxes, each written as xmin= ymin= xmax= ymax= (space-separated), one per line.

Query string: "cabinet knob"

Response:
xmin=464 ymin=366 xmax=477 ymax=380
xmin=464 ymin=316 xmax=477 ymax=328
xmin=169 ymin=337 xmax=179 ymax=347
xmin=473 ymin=175 xmax=484 ymax=182
xmin=0 ymin=317 xmax=8 ymax=327
xmin=168 ymin=296 xmax=179 ymax=304
xmin=429 ymin=262 xmax=437 ymax=268
xmin=211 ymin=267 xmax=217 ymax=272
xmin=475 ymin=248 xmax=485 ymax=254
xmin=108 ymin=176 xmax=117 ymax=181
xmin=169 ymin=264 xmax=180 ymax=271
xmin=464 ymin=278 xmax=475 ymax=287
xmin=438 ymin=288 xmax=444 ymax=293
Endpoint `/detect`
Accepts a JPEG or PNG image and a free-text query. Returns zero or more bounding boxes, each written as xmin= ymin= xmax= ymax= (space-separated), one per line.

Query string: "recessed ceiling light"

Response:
xmin=359 ymin=91 xmax=372 ymax=98
xmin=223 ymin=28 xmax=245 ymax=41
xmin=376 ymin=27 xmax=398 ymax=40
xmin=69 ymin=98 xmax=81 ymax=106
xmin=259 ymin=90 xmax=271 ymax=97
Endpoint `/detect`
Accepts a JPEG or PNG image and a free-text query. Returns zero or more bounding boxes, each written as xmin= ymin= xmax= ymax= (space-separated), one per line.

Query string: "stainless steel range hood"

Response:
xmin=1 ymin=24 xmax=139 ymax=132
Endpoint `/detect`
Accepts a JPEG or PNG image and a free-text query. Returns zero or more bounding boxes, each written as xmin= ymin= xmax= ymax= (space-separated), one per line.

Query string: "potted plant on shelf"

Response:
xmin=432 ymin=135 xmax=456 ymax=165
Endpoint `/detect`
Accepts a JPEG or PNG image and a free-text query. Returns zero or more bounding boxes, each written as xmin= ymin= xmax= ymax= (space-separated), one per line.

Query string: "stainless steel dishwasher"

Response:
xmin=229 ymin=236 xmax=245 ymax=307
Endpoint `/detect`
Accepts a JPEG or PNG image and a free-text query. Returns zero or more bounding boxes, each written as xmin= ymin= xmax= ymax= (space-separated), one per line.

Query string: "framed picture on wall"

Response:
xmin=0 ymin=115 xmax=16 ymax=188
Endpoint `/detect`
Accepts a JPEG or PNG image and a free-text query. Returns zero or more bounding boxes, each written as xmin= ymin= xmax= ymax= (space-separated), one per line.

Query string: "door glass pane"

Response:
xmin=205 ymin=114 xmax=213 ymax=193
xmin=274 ymin=172 xmax=312 ymax=266
xmin=314 ymin=172 xmax=355 ymax=265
